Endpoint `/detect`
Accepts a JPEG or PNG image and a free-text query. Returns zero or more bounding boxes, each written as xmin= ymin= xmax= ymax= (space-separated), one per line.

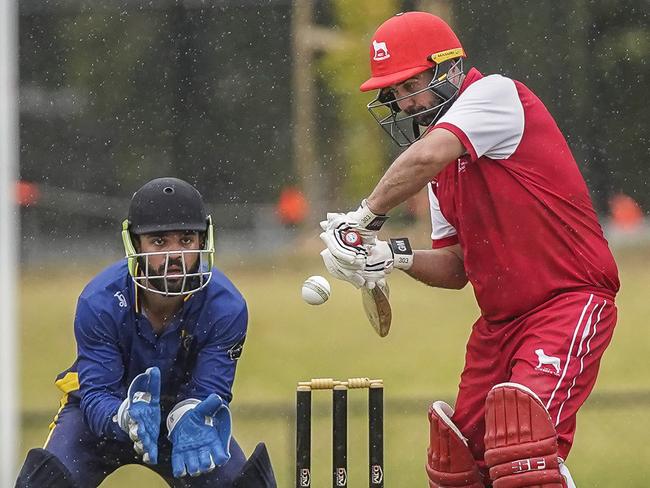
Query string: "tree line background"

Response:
xmin=18 ymin=0 xmax=648 ymax=255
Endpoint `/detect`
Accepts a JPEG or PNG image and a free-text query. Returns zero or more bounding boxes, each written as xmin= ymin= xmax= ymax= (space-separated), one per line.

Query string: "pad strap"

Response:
xmin=484 ymin=382 xmax=565 ymax=488
xmin=426 ymin=401 xmax=485 ymax=488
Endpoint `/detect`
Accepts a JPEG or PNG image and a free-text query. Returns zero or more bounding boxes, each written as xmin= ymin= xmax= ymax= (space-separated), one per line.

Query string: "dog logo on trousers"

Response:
xmin=534 ymin=348 xmax=561 ymax=376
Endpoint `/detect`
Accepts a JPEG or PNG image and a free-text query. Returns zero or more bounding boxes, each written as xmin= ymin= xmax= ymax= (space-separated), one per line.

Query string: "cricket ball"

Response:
xmin=301 ymin=275 xmax=331 ymax=305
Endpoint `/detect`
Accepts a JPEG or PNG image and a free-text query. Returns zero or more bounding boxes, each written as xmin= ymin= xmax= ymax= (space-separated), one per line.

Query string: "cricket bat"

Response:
xmin=361 ymin=279 xmax=391 ymax=337
xmin=339 ymin=228 xmax=392 ymax=337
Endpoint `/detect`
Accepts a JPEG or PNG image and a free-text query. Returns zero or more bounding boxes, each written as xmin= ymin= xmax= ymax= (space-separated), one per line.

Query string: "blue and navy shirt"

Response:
xmin=57 ymin=260 xmax=248 ymax=442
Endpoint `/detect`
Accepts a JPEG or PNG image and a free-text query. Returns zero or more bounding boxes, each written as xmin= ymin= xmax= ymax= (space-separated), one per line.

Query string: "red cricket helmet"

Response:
xmin=360 ymin=11 xmax=466 ymax=92
xmin=361 ymin=12 xmax=467 ymax=146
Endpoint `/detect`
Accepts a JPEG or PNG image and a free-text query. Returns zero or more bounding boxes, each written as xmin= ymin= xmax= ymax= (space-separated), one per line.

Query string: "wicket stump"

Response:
xmin=296 ymin=377 xmax=384 ymax=488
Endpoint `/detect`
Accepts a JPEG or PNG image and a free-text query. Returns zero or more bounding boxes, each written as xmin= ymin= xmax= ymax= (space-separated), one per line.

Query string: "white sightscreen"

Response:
xmin=0 ymin=0 xmax=20 ymax=484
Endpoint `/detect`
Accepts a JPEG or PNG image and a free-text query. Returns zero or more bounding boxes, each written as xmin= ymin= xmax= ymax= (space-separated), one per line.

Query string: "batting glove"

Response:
xmin=116 ymin=367 xmax=161 ymax=464
xmin=167 ymin=394 xmax=232 ymax=478
xmin=319 ymin=200 xmax=388 ymax=267
xmin=321 ymin=237 xmax=413 ymax=290
xmin=321 ymin=249 xmax=367 ymax=288
xmin=319 ymin=220 xmax=368 ymax=270
xmin=362 ymin=238 xmax=414 ymax=289
xmin=345 ymin=199 xmax=389 ymax=232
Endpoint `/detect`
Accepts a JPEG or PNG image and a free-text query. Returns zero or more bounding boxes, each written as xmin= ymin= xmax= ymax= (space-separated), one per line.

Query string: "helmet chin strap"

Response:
xmin=412 ymin=120 xmax=421 ymax=140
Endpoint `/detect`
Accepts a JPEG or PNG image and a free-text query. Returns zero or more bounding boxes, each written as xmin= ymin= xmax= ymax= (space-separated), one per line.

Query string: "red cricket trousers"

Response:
xmin=451 ymin=290 xmax=617 ymax=469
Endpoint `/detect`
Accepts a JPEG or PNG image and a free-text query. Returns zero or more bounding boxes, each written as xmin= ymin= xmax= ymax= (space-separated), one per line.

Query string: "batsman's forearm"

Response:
xmin=404 ymin=248 xmax=468 ymax=290
xmin=367 ymin=145 xmax=439 ymax=214
xmin=366 ymin=129 xmax=464 ymax=214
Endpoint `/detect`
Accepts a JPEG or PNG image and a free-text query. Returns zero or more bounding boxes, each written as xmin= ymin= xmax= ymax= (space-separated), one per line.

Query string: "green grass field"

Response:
xmin=19 ymin=244 xmax=650 ymax=486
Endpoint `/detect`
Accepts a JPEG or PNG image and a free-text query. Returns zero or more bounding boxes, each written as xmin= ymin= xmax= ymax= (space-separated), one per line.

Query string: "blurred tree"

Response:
xmin=19 ymin=2 xmax=293 ymax=204
xmin=453 ymin=0 xmax=649 ymax=214
xmin=17 ymin=0 xmax=648 ymax=214
xmin=588 ymin=0 xmax=649 ymax=212
xmin=318 ymin=0 xmax=398 ymax=200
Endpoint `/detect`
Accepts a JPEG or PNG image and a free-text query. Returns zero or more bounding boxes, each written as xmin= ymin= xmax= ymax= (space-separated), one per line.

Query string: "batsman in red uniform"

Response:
xmin=319 ymin=11 xmax=619 ymax=488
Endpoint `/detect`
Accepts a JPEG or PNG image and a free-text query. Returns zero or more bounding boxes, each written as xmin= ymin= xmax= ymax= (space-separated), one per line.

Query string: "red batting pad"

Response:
xmin=426 ymin=401 xmax=484 ymax=488
xmin=484 ymin=383 xmax=564 ymax=488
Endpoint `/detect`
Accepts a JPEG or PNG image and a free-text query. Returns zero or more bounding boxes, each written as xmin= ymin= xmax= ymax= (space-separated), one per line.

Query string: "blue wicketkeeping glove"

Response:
xmin=167 ymin=393 xmax=232 ymax=478
xmin=116 ymin=366 xmax=161 ymax=464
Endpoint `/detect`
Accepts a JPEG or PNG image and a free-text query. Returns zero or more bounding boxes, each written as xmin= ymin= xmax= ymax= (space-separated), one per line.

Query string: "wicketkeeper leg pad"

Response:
xmin=484 ymin=382 xmax=565 ymax=488
xmin=233 ymin=442 xmax=277 ymax=488
xmin=15 ymin=448 xmax=78 ymax=488
xmin=426 ymin=401 xmax=485 ymax=488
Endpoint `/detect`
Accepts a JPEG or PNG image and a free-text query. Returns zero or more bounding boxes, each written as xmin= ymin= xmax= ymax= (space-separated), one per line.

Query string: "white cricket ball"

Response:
xmin=301 ymin=275 xmax=331 ymax=305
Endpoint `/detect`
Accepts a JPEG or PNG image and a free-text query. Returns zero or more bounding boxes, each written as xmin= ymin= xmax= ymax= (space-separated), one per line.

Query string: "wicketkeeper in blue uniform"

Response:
xmin=17 ymin=177 xmax=276 ymax=488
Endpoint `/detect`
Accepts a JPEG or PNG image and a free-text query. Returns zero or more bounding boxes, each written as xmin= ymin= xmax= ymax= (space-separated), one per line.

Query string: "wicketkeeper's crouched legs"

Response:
xmin=233 ymin=442 xmax=277 ymax=488
xmin=40 ymin=401 xmax=131 ymax=487
xmin=32 ymin=400 xmax=247 ymax=488
xmin=16 ymin=448 xmax=78 ymax=488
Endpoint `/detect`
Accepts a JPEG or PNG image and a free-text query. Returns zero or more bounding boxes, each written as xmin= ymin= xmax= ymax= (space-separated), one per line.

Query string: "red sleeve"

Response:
xmin=432 ymin=235 xmax=459 ymax=249
xmin=435 ymin=122 xmax=478 ymax=162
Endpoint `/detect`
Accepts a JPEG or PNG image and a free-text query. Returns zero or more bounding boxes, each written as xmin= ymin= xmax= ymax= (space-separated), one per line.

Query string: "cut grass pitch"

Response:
xmin=19 ymin=246 xmax=650 ymax=486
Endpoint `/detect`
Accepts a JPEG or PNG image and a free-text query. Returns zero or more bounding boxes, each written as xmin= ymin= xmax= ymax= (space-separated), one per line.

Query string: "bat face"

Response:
xmin=361 ymin=280 xmax=392 ymax=337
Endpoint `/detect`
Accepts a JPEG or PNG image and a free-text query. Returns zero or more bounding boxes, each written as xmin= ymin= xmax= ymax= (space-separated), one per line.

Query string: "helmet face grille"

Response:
xmin=130 ymin=249 xmax=214 ymax=296
xmin=367 ymin=59 xmax=464 ymax=147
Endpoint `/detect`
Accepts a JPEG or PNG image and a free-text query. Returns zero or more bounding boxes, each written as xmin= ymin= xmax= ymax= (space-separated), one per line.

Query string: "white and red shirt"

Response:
xmin=430 ymin=68 xmax=619 ymax=323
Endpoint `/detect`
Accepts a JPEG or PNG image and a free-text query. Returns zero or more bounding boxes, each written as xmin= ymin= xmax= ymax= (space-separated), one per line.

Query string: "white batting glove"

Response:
xmin=364 ymin=238 xmax=414 ymax=289
xmin=321 ymin=237 xmax=413 ymax=290
xmin=321 ymin=249 xmax=367 ymax=288
xmin=319 ymin=220 xmax=368 ymax=269
xmin=319 ymin=200 xmax=389 ymax=267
